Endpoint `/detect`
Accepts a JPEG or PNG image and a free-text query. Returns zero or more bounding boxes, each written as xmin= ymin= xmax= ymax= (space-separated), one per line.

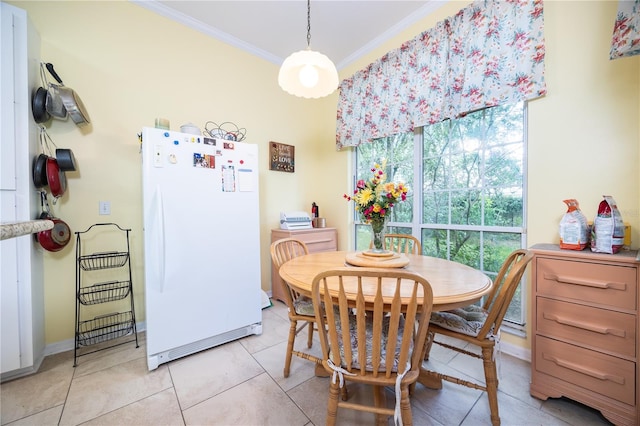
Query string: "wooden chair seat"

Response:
xmin=336 ymin=311 xmax=410 ymax=373
xmin=429 ymin=304 xmax=489 ymax=337
xmin=291 ymin=295 xmax=314 ymax=316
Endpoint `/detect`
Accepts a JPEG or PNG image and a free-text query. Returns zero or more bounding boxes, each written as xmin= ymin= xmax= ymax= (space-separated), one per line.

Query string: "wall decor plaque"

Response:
xmin=269 ymin=141 xmax=295 ymax=173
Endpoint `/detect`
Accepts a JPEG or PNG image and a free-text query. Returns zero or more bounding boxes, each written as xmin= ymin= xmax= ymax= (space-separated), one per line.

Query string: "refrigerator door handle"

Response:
xmin=155 ymin=185 xmax=166 ymax=293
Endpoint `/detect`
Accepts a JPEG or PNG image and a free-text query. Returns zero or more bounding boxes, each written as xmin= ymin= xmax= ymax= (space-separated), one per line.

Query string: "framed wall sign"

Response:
xmin=269 ymin=141 xmax=295 ymax=173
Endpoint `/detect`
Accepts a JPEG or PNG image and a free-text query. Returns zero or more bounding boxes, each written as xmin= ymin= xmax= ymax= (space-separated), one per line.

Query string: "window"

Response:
xmin=354 ymin=102 xmax=527 ymax=327
xmin=353 ymin=132 xmax=416 ymax=250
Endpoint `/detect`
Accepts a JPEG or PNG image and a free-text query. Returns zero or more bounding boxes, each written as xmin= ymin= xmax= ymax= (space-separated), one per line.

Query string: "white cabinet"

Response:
xmin=0 ymin=3 xmax=45 ymax=381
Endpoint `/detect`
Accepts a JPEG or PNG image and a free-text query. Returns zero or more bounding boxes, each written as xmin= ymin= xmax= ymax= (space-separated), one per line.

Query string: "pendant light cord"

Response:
xmin=306 ymin=0 xmax=311 ymax=48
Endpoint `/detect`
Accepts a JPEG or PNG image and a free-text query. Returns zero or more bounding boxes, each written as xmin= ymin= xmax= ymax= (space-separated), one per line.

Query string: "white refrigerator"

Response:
xmin=141 ymin=127 xmax=262 ymax=370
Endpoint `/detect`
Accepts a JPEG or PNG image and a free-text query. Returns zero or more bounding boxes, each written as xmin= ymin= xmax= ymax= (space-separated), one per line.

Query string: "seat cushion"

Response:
xmin=335 ymin=312 xmax=410 ymax=372
xmin=293 ymin=295 xmax=315 ymax=316
xmin=429 ymin=304 xmax=488 ymax=337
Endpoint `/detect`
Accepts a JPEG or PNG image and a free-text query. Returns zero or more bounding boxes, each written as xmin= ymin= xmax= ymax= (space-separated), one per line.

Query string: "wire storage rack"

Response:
xmin=74 ymin=223 xmax=139 ymax=366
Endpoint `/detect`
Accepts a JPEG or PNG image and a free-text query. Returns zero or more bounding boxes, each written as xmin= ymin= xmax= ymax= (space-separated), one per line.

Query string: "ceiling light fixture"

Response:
xmin=278 ymin=0 xmax=339 ymax=99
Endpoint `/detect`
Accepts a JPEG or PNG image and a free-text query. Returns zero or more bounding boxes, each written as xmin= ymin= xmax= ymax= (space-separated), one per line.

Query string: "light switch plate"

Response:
xmin=99 ymin=201 xmax=111 ymax=215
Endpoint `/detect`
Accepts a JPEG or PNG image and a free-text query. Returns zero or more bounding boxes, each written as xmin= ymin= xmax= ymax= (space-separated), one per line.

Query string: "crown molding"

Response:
xmin=130 ymin=0 xmax=282 ymax=65
xmin=130 ymin=1 xmax=447 ymax=71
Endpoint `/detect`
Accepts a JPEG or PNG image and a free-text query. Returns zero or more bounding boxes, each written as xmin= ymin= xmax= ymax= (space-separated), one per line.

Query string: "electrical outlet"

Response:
xmin=99 ymin=201 xmax=111 ymax=215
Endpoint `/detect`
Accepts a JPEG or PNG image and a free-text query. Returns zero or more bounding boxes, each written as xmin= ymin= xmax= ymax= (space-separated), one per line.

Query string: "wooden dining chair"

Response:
xmin=270 ymin=238 xmax=320 ymax=377
xmin=369 ymin=233 xmax=421 ymax=254
xmin=312 ymin=267 xmax=434 ymax=426
xmin=423 ymin=249 xmax=534 ymax=426
xmin=386 ymin=234 xmax=421 ymax=255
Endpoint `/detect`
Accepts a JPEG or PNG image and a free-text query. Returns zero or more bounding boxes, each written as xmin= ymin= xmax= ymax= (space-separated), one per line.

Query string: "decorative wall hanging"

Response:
xmin=269 ymin=142 xmax=295 ymax=173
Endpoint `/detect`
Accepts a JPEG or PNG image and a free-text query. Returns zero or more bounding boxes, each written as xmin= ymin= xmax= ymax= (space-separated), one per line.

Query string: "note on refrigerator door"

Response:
xmin=238 ymin=169 xmax=254 ymax=192
xmin=222 ymin=165 xmax=235 ymax=192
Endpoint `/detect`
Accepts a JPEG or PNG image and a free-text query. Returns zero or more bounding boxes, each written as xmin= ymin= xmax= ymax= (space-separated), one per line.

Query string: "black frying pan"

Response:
xmin=32 ymin=87 xmax=50 ymax=123
xmin=33 ymin=154 xmax=48 ymax=188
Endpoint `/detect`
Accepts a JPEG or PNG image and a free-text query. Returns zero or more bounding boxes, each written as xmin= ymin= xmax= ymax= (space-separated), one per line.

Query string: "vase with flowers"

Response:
xmin=343 ymin=161 xmax=408 ymax=254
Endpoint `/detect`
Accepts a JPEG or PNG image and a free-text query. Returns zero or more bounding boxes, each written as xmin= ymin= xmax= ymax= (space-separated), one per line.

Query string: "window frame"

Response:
xmin=350 ymin=103 xmax=529 ymax=332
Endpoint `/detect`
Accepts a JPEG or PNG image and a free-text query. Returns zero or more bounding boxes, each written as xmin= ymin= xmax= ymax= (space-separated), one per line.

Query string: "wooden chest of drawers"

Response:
xmin=270 ymin=228 xmax=338 ymax=303
xmin=530 ymin=244 xmax=639 ymax=425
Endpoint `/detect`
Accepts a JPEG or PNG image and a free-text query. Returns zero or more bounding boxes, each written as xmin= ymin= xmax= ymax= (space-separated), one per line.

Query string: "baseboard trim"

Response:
xmin=500 ymin=339 xmax=531 ymax=362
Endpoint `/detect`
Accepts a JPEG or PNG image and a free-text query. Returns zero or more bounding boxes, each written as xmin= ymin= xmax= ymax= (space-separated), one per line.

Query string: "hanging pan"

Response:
xmin=56 ymin=148 xmax=77 ymax=172
xmin=36 ymin=192 xmax=70 ymax=252
xmin=33 ymin=127 xmax=53 ymax=188
xmin=46 ymin=156 xmax=67 ymax=198
xmin=33 ymin=153 xmax=49 ymax=188
xmin=46 ymin=81 xmax=68 ymax=119
xmin=32 ymin=62 xmax=65 ymax=123
xmin=37 ymin=127 xmax=67 ymax=198
xmin=45 ymin=63 xmax=90 ymax=127
xmin=32 ymin=86 xmax=50 ymax=123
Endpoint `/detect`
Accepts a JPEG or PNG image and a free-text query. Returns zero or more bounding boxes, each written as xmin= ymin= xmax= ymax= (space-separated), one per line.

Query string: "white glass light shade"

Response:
xmin=299 ymin=64 xmax=319 ymax=88
xmin=278 ymin=49 xmax=339 ymax=99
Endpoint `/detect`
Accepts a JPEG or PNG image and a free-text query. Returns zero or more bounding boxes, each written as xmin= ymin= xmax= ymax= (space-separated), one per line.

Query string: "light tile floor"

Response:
xmin=1 ymin=300 xmax=613 ymax=425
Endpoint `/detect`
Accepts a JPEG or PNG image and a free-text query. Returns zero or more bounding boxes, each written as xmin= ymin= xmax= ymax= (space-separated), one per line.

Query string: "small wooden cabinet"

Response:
xmin=270 ymin=227 xmax=337 ymax=303
xmin=530 ymin=244 xmax=639 ymax=425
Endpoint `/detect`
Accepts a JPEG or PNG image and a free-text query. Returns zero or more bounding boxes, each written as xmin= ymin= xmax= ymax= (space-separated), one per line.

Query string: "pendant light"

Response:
xmin=278 ymin=0 xmax=339 ymax=99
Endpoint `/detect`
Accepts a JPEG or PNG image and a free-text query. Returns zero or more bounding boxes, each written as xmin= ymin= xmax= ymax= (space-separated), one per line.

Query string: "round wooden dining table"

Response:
xmin=278 ymin=250 xmax=493 ymax=389
xmin=278 ymin=250 xmax=493 ymax=312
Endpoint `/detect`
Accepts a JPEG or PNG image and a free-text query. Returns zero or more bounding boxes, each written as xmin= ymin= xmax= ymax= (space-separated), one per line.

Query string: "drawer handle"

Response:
xmin=544 ymin=273 xmax=627 ymax=291
xmin=305 ymin=238 xmax=333 ymax=245
xmin=543 ymin=313 xmax=626 ymax=337
xmin=542 ymin=353 xmax=625 ymax=385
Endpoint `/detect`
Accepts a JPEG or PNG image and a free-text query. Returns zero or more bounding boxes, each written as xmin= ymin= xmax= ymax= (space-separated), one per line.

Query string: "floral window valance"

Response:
xmin=610 ymin=0 xmax=640 ymax=59
xmin=336 ymin=0 xmax=547 ymax=150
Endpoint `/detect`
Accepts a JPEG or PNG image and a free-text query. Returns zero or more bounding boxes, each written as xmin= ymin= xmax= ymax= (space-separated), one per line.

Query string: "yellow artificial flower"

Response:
xmin=356 ymin=188 xmax=374 ymax=206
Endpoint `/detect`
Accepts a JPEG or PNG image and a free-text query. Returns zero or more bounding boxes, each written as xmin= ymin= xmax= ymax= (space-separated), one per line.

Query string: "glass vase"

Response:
xmin=369 ymin=216 xmax=389 ymax=253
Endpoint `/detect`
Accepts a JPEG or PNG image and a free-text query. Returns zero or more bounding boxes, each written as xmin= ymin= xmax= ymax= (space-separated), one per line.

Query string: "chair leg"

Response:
xmin=400 ymin=384 xmax=413 ymax=426
xmin=307 ymin=321 xmax=314 ymax=348
xmin=482 ymin=346 xmax=500 ymax=426
xmin=284 ymin=319 xmax=297 ymax=378
xmin=326 ymin=381 xmax=340 ymax=426
xmin=373 ymin=385 xmax=387 ymax=425
xmin=423 ymin=330 xmax=435 ymax=360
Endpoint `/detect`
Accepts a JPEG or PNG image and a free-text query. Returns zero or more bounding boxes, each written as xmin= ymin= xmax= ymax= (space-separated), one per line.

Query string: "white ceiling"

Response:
xmin=132 ymin=0 xmax=446 ymax=70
